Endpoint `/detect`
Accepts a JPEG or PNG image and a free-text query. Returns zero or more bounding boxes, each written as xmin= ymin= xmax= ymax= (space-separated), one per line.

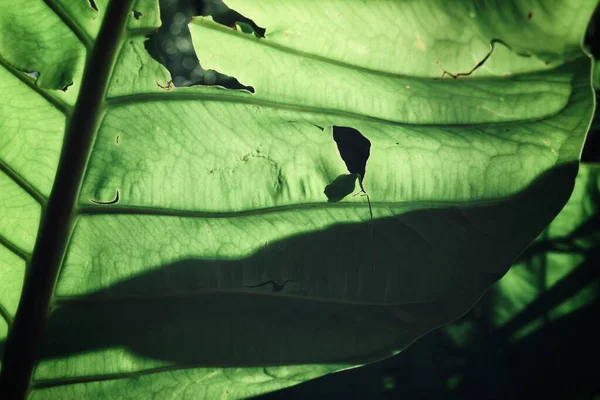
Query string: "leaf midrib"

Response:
xmin=0 ymin=1 xmax=135 ymax=397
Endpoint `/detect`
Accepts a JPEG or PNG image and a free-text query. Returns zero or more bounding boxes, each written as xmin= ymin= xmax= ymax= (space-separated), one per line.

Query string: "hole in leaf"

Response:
xmin=330 ymin=126 xmax=375 ymax=271
xmin=144 ymin=0 xmax=257 ymax=91
xmin=332 ymin=126 xmax=371 ymax=189
xmin=24 ymin=71 xmax=39 ymax=80
xmin=203 ymin=0 xmax=265 ymax=37
xmin=132 ymin=10 xmax=143 ymax=20
xmin=88 ymin=0 xmax=98 ymax=12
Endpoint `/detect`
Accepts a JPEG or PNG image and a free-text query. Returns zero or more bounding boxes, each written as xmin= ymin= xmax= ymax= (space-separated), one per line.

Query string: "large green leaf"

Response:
xmin=0 ymin=0 xmax=596 ymax=398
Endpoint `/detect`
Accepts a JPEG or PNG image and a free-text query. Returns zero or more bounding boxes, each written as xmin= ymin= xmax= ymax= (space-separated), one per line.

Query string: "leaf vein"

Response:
xmin=43 ymin=0 xmax=93 ymax=49
xmin=0 ymin=55 xmax=71 ymax=116
xmin=106 ymin=92 xmax=563 ymax=128
xmin=0 ymin=232 xmax=30 ymax=262
xmin=0 ymin=303 xmax=13 ymax=326
xmin=76 ymin=199 xmax=504 ymax=219
xmin=0 ymin=159 xmax=46 ymax=206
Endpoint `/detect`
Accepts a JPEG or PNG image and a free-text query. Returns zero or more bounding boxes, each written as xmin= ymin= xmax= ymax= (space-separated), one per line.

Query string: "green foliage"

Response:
xmin=494 ymin=164 xmax=599 ymax=332
xmin=444 ymin=164 xmax=600 ymax=345
xmin=0 ymin=0 xmax=597 ymax=398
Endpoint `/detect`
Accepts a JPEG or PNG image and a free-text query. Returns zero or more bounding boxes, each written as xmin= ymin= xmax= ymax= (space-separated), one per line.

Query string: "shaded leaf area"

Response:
xmin=257 ymin=298 xmax=600 ymax=399
xmin=145 ymin=0 xmax=263 ymax=87
xmin=255 ymin=164 xmax=600 ymax=399
xmin=8 ymin=163 xmax=577 ymax=393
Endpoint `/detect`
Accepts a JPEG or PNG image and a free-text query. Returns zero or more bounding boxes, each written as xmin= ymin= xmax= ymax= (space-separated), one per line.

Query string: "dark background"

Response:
xmin=149 ymin=1 xmax=600 ymax=398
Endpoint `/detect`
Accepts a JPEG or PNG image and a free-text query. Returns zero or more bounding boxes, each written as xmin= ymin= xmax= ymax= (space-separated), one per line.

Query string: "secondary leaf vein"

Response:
xmin=43 ymin=0 xmax=93 ymax=49
xmin=0 ymin=233 xmax=30 ymax=262
xmin=106 ymin=91 xmax=566 ymax=128
xmin=0 ymin=159 xmax=46 ymax=206
xmin=0 ymin=55 xmax=71 ymax=116
xmin=76 ymin=199 xmax=504 ymax=219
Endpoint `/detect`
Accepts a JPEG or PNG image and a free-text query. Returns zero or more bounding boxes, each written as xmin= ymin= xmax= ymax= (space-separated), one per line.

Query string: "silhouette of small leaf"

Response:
xmin=324 ymin=174 xmax=358 ymax=202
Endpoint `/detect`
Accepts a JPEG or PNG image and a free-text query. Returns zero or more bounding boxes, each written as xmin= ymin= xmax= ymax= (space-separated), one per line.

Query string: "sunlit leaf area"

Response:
xmin=0 ymin=0 xmax=598 ymax=398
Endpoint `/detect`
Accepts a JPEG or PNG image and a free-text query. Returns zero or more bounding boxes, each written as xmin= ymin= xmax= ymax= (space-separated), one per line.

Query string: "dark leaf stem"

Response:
xmin=0 ymin=0 xmax=134 ymax=398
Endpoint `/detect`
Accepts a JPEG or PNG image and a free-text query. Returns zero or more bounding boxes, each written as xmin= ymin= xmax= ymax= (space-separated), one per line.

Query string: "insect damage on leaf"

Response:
xmin=332 ymin=126 xmax=371 ymax=190
xmin=204 ymin=0 xmax=266 ymax=38
xmin=132 ymin=10 xmax=143 ymax=20
xmin=330 ymin=126 xmax=375 ymax=270
xmin=24 ymin=71 xmax=39 ymax=80
xmin=231 ymin=21 xmax=264 ymax=38
xmin=88 ymin=0 xmax=98 ymax=12
xmin=60 ymin=81 xmax=73 ymax=92
xmin=90 ymin=190 xmax=120 ymax=205
xmin=143 ymin=0 xmax=258 ymax=90
xmin=321 ymin=125 xmax=371 ymax=201
xmin=156 ymin=80 xmax=174 ymax=90
xmin=244 ymin=280 xmax=295 ymax=292
xmin=437 ymin=39 xmax=508 ymax=79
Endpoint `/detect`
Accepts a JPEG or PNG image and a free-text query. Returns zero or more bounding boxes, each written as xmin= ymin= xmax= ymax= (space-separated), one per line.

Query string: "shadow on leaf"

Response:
xmin=0 ymin=164 xmax=582 ymax=385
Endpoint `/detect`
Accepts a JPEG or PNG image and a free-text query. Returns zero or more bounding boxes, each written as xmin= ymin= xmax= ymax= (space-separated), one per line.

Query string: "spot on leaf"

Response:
xmin=132 ymin=10 xmax=142 ymax=20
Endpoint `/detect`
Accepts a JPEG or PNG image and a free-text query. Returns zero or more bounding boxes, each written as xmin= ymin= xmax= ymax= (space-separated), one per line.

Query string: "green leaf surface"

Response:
xmin=0 ymin=0 xmax=596 ymax=398
xmin=490 ymin=163 xmax=600 ymax=341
